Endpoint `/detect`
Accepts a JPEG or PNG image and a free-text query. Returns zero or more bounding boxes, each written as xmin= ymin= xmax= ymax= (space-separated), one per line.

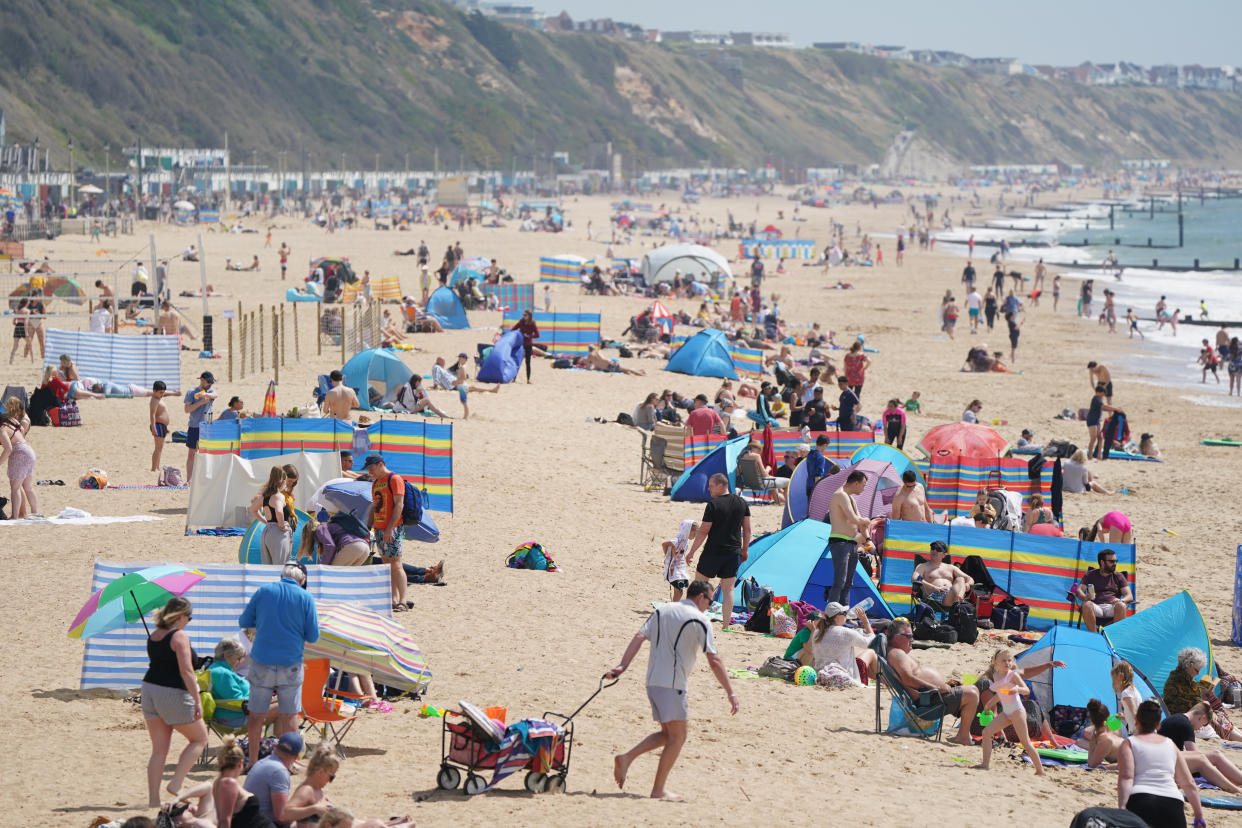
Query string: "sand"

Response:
xmin=3 ymin=189 xmax=1240 ymax=828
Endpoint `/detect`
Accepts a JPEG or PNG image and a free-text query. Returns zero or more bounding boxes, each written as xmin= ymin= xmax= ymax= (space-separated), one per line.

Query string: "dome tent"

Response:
xmin=640 ymin=243 xmax=731 ymax=286
xmin=341 ymin=348 xmax=413 ymax=411
xmin=665 ymin=328 xmax=739 ymax=380
xmin=426 ymin=286 xmax=470 ymax=329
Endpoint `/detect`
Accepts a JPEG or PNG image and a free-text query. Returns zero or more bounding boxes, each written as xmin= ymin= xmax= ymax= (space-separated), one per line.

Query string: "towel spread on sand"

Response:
xmin=0 ymin=513 xmax=164 ymax=527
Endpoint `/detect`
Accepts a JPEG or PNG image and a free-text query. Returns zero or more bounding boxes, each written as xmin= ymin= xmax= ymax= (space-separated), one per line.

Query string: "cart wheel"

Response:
xmin=547 ymin=774 xmax=566 ymax=794
xmin=464 ymin=773 xmax=487 ymax=796
xmin=524 ymin=771 xmax=548 ymax=793
xmin=436 ymin=766 xmax=461 ymax=790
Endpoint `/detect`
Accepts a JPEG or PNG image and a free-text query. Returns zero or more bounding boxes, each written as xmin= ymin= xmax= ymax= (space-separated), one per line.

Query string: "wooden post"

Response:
xmin=272 ymin=305 xmax=279 ymax=385
xmin=249 ymin=311 xmax=256 ymax=376
xmin=280 ymin=304 xmax=287 ymax=368
xmin=316 ymin=302 xmax=322 ymax=356
xmin=341 ymin=304 xmax=347 ymax=366
xmin=292 ymin=302 xmax=300 ymax=362
xmin=228 ymin=317 xmax=234 ymax=383
xmin=259 ymin=303 xmax=265 ymax=372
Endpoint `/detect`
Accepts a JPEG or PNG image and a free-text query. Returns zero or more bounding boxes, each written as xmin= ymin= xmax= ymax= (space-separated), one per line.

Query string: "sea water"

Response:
xmin=936 ymin=198 xmax=1242 ymax=404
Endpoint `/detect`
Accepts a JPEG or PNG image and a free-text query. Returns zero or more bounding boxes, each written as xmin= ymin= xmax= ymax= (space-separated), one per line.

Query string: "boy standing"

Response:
xmin=364 ymin=453 xmax=408 ymax=611
xmin=150 ymin=380 xmax=169 ymax=472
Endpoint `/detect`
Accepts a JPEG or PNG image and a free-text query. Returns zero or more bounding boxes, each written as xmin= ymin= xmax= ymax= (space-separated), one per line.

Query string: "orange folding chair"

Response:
xmin=300 ymin=658 xmax=358 ymax=757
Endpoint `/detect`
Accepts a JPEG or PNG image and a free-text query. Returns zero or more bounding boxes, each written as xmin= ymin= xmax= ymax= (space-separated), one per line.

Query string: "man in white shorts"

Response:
xmin=607 ymin=579 xmax=738 ymax=801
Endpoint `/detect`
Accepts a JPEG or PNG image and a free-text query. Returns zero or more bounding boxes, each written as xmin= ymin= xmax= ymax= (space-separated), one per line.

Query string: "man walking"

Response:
xmin=608 ymin=579 xmax=738 ymax=801
xmin=827 ymin=470 xmax=871 ymax=605
xmin=685 ymin=473 xmax=750 ymax=627
xmin=364 ymin=453 xmax=408 ymax=611
xmin=239 ymin=562 xmax=320 ymax=768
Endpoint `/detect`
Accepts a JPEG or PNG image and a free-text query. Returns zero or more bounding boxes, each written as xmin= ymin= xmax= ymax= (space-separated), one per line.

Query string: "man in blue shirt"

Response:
xmin=805 ymin=434 xmax=832 ymax=502
xmin=244 ymin=731 xmax=329 ymax=826
xmin=183 ymin=370 xmax=218 ymax=481
xmin=239 ymin=562 xmax=320 ymax=768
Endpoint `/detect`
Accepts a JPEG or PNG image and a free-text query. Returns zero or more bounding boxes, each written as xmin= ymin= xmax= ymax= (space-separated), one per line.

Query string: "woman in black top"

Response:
xmin=141 ymin=596 xmax=207 ymax=807
xmin=511 ymin=309 xmax=540 ymax=384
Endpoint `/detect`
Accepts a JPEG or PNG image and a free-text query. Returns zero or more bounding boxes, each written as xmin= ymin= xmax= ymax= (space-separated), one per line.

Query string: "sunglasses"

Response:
xmin=894 ymin=632 xmax=914 ymax=639
xmin=328 ymin=773 xmax=336 ymax=782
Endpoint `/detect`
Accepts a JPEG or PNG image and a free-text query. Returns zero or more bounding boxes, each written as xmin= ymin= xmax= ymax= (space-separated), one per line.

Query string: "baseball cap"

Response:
xmin=362 ymin=453 xmax=384 ymax=469
xmin=823 ymin=601 xmax=850 ymax=618
xmin=458 ymin=352 xmax=469 ymax=359
xmin=199 ymin=371 xmax=216 ymax=384
xmin=276 ymin=732 xmax=304 ymax=756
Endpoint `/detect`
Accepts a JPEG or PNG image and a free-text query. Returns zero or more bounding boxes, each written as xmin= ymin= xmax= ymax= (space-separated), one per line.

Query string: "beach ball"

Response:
xmin=794 ymin=666 xmax=818 ymax=686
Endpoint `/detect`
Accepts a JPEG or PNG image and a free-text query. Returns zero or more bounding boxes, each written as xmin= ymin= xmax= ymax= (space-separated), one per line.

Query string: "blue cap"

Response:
xmin=276 ymin=731 xmax=304 ymax=756
xmin=362 ymin=453 xmax=384 ymax=468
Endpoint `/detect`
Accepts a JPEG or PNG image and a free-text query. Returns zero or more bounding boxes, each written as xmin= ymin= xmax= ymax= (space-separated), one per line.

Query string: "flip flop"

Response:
xmin=392 ymin=602 xmax=409 ymax=612
xmin=364 ymin=700 xmax=394 ymax=713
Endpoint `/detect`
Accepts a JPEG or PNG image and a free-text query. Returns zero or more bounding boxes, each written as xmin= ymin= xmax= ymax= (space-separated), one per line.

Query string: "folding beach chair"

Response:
xmin=194 ymin=691 xmax=249 ymax=769
xmin=300 ymin=658 xmax=358 ymax=758
xmin=735 ymin=456 xmax=779 ymax=504
xmin=871 ymin=634 xmax=946 ymax=741
xmin=1067 ymin=566 xmax=1137 ymax=631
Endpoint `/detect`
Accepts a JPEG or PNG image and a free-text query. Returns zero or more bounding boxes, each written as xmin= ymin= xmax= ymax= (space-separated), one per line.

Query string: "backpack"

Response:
xmin=1049 ymin=704 xmax=1089 ymax=738
xmin=159 ymin=466 xmax=184 ymax=487
xmin=757 ymin=656 xmax=800 ymax=682
xmin=389 ymin=474 xmax=422 ymax=526
xmin=744 ymin=593 xmax=772 ymax=632
xmin=739 ymin=576 xmax=771 ymax=611
xmin=949 ymin=601 xmax=978 ymax=645
xmin=914 ymin=616 xmax=958 ymax=644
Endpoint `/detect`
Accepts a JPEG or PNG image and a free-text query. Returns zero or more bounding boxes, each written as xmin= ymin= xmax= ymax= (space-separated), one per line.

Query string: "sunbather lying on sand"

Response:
xmin=578 ymin=346 xmax=646 ymax=375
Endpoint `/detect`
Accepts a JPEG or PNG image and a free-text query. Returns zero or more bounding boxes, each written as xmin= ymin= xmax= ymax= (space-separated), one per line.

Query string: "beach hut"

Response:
xmin=732 ymin=519 xmax=893 ymax=616
xmin=425 ymin=286 xmax=470 ymax=329
xmin=477 ymin=329 xmax=524 ymax=384
xmin=341 ymin=348 xmax=413 ymax=411
xmin=665 ymin=329 xmax=739 ymax=380
xmin=640 ymin=243 xmax=731 ymax=286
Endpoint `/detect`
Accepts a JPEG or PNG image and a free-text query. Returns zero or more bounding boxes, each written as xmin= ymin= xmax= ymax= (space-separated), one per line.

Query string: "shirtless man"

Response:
xmin=890 ymin=470 xmax=933 ymax=522
xmin=1155 ymin=296 xmax=1168 ymax=331
xmin=826 ymin=470 xmax=871 ymax=605
xmin=1087 ymin=361 xmax=1113 ymax=403
xmin=913 ymin=540 xmax=973 ymax=606
xmin=1033 ymin=259 xmax=1047 ymax=292
xmin=278 ymin=242 xmax=290 ymax=281
xmin=582 ymin=346 xmax=646 ymax=376
xmin=323 ymin=370 xmax=359 ymax=421
xmin=158 ymin=301 xmax=188 ymax=339
xmin=887 ymin=616 xmax=980 ymax=746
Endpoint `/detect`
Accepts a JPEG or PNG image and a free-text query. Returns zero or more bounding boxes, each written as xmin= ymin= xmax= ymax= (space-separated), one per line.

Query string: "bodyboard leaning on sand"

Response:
xmin=1200 ymin=793 xmax=1242 ymax=810
xmin=1201 ymin=439 xmax=1242 ymax=447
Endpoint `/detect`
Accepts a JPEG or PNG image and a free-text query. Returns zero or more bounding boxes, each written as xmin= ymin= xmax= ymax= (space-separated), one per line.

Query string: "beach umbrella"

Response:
xmin=760 ymin=422 xmax=776 ymax=473
xmin=303 ymin=601 xmax=432 ymax=694
xmin=307 ymin=477 xmax=440 ymax=543
xmin=261 ymin=379 xmax=277 ymax=417
xmin=174 ymin=200 xmax=195 ymax=210
xmin=78 ymin=184 xmax=103 ymax=195
xmin=917 ymin=422 xmax=1009 ymax=460
xmin=68 ymin=564 xmax=206 ymax=639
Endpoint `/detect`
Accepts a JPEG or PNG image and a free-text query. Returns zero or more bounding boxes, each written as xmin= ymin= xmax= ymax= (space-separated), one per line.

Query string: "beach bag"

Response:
xmin=744 ymin=593 xmax=772 ymax=633
xmin=992 ymin=597 xmax=1029 ymax=631
xmin=552 ymin=358 xmax=572 ymax=369
xmin=615 ymin=412 xmax=635 ymax=426
xmin=914 ymin=616 xmax=957 ymax=644
xmin=1049 ymin=704 xmax=1089 ymax=738
xmin=949 ymin=601 xmax=978 ymax=645
xmin=159 ymin=466 xmax=184 ymax=487
xmin=57 ymin=400 xmax=82 ymax=427
xmin=770 ymin=597 xmax=797 ymax=638
xmin=1069 ymin=807 xmax=1149 ymax=828
xmin=78 ymin=468 xmax=108 ymax=489
xmin=817 ymin=663 xmax=856 ymax=689
xmin=757 ymin=656 xmax=800 ymax=682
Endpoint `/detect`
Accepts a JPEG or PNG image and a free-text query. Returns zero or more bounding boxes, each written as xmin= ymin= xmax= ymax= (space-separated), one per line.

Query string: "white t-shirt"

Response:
xmin=967 ymin=291 xmax=982 ymax=311
xmin=810 ymin=625 xmax=874 ymax=684
xmin=801 ymin=383 xmax=822 ymax=405
xmin=639 ymin=599 xmax=716 ymax=691
xmin=1120 ymin=684 xmax=1143 ymax=733
xmin=431 ymin=363 xmax=457 ymax=391
xmin=90 ymin=307 xmax=112 ymax=334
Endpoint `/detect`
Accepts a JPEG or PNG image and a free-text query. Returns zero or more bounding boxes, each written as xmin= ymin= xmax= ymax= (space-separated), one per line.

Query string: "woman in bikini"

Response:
xmin=211 ymin=736 xmax=276 ymax=827
xmin=249 ymin=467 xmax=292 ymax=565
xmin=1022 ymin=494 xmax=1058 ymax=534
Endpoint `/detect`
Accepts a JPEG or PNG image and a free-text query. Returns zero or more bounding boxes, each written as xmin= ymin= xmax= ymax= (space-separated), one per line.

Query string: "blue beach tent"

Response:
xmin=732 ymin=519 xmax=893 ymax=617
xmin=426 ymin=286 xmax=470 ymax=329
xmin=477 ymin=329 xmax=524 ymax=384
xmin=665 ymin=328 xmax=739 ymax=380
xmin=1105 ymin=590 xmax=1214 ymax=691
xmin=669 ymin=435 xmax=749 ymax=502
xmin=341 ymin=348 xmax=412 ymax=411
xmin=1016 ymin=624 xmax=1160 ymax=714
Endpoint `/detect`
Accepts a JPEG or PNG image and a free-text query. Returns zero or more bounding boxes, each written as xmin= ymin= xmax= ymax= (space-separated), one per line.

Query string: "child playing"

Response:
xmin=662 ymin=519 xmax=696 ymax=601
xmin=978 ymin=648 xmax=1043 ymax=775
xmin=150 ymin=380 xmax=169 ymax=472
xmin=903 ymin=390 xmax=921 ymax=414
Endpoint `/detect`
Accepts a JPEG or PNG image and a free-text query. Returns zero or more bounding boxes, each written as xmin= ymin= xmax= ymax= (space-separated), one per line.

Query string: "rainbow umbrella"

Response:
xmin=261 ymin=379 xmax=277 ymax=417
xmin=68 ymin=564 xmax=206 ymax=640
xmin=303 ymin=601 xmax=432 ymax=694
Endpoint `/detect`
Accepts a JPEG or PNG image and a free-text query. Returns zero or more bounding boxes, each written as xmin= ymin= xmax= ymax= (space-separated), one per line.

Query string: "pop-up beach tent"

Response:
xmin=1104 ymin=590 xmax=1214 ymax=691
xmin=426 ymin=286 xmax=470 ymax=329
xmin=641 ymin=243 xmax=731 ymax=285
xmin=733 ymin=519 xmax=893 ymax=617
xmin=804 ymin=459 xmax=903 ymax=523
xmin=477 ymin=328 xmax=524 ymax=383
xmin=665 ymin=328 xmax=740 ymax=380
xmin=341 ymin=348 xmax=413 ymax=410
xmin=669 ymin=435 xmax=749 ymax=502
xmin=1016 ymin=624 xmax=1160 ymax=713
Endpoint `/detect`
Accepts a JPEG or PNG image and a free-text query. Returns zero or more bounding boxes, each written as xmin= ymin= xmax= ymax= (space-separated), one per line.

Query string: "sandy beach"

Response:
xmin=3 ymin=188 xmax=1240 ymax=827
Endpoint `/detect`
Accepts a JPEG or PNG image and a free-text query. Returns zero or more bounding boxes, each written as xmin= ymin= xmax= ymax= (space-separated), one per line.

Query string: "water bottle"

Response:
xmin=851 ymin=597 xmax=873 ymax=617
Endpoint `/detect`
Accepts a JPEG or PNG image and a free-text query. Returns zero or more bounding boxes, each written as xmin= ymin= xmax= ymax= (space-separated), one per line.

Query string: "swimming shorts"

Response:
xmin=457 ymin=386 xmax=467 ymax=404
xmin=185 ymin=427 xmax=200 ymax=449
xmin=969 ymin=308 xmax=979 ymax=317
xmin=925 ymin=588 xmax=949 ymax=604
xmin=153 ymin=422 xmax=168 ymax=438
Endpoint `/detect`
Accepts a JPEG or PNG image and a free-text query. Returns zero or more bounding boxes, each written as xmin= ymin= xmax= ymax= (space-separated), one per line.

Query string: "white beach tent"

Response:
xmin=640 ymin=243 xmax=732 ymax=285
xmin=186 ymin=450 xmax=342 ymax=528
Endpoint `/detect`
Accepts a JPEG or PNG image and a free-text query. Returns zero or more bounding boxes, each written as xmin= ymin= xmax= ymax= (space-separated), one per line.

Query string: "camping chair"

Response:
xmin=300 ymin=658 xmax=359 ymax=758
xmin=194 ymin=688 xmax=251 ymax=770
xmin=1067 ymin=567 xmax=1137 ymax=631
xmin=647 ymin=436 xmax=673 ymax=492
xmin=871 ymin=634 xmax=946 ymax=741
xmin=910 ymin=553 xmax=954 ymax=623
xmin=735 ymin=456 xmax=779 ymax=503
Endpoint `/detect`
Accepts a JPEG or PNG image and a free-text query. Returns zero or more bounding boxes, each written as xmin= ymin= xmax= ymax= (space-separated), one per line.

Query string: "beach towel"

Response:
xmin=0 ymin=513 xmax=164 ymax=527
xmin=104 ymin=484 xmax=189 ymax=490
